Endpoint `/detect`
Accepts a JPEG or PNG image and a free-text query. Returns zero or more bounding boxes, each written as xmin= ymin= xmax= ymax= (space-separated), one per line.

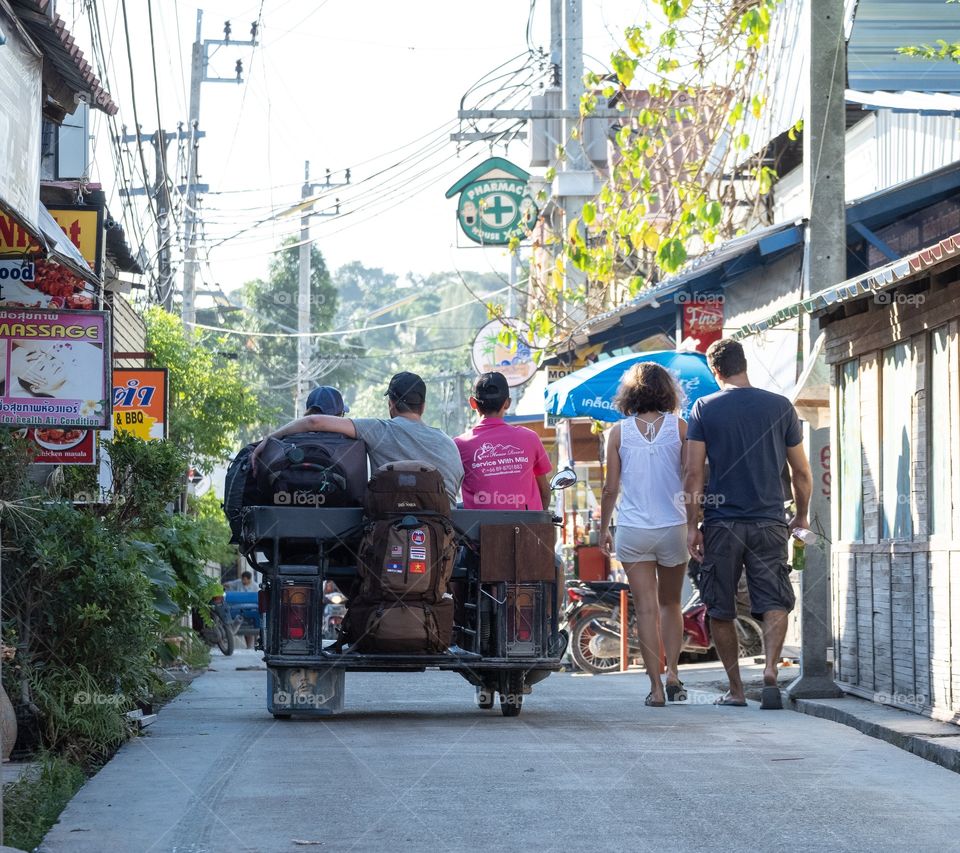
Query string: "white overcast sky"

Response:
xmin=69 ymin=1 xmax=651 ymax=299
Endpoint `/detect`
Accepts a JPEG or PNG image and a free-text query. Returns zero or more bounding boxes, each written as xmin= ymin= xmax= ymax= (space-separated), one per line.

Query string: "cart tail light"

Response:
xmin=281 ymin=585 xmax=311 ymax=641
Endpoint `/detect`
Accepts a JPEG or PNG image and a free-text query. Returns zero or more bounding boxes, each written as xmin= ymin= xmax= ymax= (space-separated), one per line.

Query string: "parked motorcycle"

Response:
xmin=321 ymin=582 xmax=347 ymax=641
xmin=565 ymin=580 xmax=763 ymax=674
xmin=192 ymin=595 xmax=237 ymax=656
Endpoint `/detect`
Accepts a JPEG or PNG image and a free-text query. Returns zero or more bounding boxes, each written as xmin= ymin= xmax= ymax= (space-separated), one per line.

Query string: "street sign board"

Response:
xmin=445 ymin=157 xmax=539 ymax=245
xmin=471 ymin=318 xmax=539 ymax=387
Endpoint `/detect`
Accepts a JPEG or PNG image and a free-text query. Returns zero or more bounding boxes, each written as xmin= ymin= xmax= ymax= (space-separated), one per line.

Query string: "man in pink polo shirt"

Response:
xmin=455 ymin=371 xmax=552 ymax=510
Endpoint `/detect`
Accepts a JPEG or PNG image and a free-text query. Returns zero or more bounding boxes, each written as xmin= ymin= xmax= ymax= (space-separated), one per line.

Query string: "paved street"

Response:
xmin=38 ymin=651 xmax=960 ymax=853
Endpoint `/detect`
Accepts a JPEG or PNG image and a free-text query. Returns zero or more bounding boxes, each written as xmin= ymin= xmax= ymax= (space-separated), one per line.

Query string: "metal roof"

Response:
xmin=847 ymin=89 xmax=960 ymax=115
xmin=847 ymin=0 xmax=960 ymax=93
xmin=732 ymin=229 xmax=960 ymax=339
xmin=565 ymin=219 xmax=804 ymax=342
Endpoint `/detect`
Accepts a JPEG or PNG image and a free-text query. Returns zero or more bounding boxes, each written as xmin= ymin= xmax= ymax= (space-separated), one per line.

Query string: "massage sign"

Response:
xmin=0 ymin=308 xmax=111 ymax=429
xmin=445 ymin=157 xmax=539 ymax=245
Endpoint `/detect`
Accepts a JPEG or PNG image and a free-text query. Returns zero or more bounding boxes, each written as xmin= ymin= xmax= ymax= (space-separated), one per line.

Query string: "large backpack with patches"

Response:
xmin=339 ymin=461 xmax=456 ymax=653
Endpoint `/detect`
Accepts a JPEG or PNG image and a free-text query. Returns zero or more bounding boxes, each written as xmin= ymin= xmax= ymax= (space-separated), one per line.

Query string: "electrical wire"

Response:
xmin=186 ymin=285 xmax=509 ymax=339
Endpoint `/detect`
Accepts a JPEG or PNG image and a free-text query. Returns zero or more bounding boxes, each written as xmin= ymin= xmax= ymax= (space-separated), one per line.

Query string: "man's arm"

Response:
xmin=599 ymin=425 xmax=621 ymax=557
xmin=251 ymin=415 xmax=357 ymax=472
xmin=536 ymin=473 xmax=551 ymax=510
xmin=785 ymin=442 xmax=813 ymax=531
xmin=683 ymin=439 xmax=707 ymax=561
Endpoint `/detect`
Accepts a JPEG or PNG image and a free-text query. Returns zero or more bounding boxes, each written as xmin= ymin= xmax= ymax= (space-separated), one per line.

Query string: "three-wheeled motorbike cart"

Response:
xmin=240 ymin=504 xmax=568 ymax=718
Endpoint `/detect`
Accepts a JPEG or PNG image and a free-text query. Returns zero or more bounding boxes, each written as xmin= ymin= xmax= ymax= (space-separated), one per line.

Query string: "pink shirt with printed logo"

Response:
xmin=455 ymin=417 xmax=552 ymax=510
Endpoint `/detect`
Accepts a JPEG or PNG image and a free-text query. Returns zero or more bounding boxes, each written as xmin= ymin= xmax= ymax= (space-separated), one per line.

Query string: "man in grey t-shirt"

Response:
xmin=251 ymin=372 xmax=464 ymax=503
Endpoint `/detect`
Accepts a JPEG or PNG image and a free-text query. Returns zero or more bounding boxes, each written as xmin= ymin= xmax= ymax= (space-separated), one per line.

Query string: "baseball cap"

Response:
xmin=384 ymin=371 xmax=426 ymax=404
xmin=305 ymin=385 xmax=348 ymax=416
xmin=473 ymin=371 xmax=509 ymax=404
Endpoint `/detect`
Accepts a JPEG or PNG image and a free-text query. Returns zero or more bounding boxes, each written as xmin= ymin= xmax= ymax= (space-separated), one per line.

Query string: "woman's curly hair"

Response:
xmin=613 ymin=362 xmax=682 ymax=416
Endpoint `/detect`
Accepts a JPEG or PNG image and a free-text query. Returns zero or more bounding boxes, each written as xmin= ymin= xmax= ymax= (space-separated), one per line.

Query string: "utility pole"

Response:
xmin=295 ymin=162 xmax=349 ymax=416
xmin=120 ymin=127 xmax=177 ymax=309
xmin=457 ymin=1 xmax=603 ymax=318
xmin=182 ymin=10 xmax=257 ymax=329
xmin=787 ymin=0 xmax=845 ymax=702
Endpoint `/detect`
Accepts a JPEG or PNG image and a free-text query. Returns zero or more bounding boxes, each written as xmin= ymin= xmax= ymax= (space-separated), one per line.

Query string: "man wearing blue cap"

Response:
xmin=304 ymin=385 xmax=349 ymax=417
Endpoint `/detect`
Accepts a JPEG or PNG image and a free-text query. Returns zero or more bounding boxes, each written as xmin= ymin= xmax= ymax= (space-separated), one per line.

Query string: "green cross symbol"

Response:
xmin=485 ymin=194 xmax=515 ymax=225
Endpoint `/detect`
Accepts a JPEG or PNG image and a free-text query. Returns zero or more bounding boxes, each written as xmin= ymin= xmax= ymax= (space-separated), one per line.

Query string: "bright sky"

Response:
xmin=69 ymin=0 xmax=652 ymax=304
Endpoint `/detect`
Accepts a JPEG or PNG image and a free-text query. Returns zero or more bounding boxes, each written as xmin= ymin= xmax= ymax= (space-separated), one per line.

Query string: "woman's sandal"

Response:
xmin=644 ymin=693 xmax=666 ymax=707
xmin=665 ymin=681 xmax=687 ymax=702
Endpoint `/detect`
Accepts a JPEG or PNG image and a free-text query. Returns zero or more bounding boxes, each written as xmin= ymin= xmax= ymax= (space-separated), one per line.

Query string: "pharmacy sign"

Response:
xmin=445 ymin=158 xmax=538 ymax=245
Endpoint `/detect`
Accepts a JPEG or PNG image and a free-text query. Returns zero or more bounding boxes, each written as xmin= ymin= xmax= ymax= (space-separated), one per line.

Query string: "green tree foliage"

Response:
xmin=200 ymin=242 xmax=350 ymax=436
xmin=898 ymin=1 xmax=960 ymax=63
xmin=532 ymin=0 xmax=786 ymax=343
xmin=332 ymin=264 xmax=499 ymax=434
xmin=144 ymin=306 xmax=261 ymax=473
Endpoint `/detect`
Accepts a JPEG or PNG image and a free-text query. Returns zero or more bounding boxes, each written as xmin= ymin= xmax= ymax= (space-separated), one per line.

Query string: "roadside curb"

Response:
xmin=793 ymin=695 xmax=960 ymax=775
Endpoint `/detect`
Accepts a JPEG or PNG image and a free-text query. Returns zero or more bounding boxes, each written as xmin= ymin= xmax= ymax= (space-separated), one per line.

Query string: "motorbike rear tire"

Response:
xmin=500 ymin=672 xmax=523 ymax=717
xmin=214 ymin=612 xmax=235 ymax=657
xmin=570 ymin=611 xmax=621 ymax=674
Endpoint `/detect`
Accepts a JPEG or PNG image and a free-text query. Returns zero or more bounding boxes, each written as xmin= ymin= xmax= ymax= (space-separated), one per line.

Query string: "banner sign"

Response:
xmin=0 ymin=308 xmax=111 ymax=428
xmin=681 ymin=298 xmax=724 ymax=353
xmin=28 ymin=427 xmax=95 ymax=465
xmin=113 ymin=368 xmax=168 ymax=440
xmin=445 ymin=157 xmax=539 ymax=245
xmin=471 ymin=318 xmax=539 ymax=387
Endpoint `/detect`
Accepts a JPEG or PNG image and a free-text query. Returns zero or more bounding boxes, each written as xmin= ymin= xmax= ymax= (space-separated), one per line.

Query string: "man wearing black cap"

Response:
xmin=455 ymin=371 xmax=552 ymax=510
xmin=252 ymin=371 xmax=463 ymax=502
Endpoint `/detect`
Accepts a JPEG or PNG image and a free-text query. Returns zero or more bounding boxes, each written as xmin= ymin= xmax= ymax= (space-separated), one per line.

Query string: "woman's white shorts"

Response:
xmin=614 ymin=523 xmax=688 ymax=566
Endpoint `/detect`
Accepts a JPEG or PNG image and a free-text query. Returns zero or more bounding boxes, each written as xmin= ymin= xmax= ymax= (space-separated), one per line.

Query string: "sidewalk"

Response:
xmin=794 ymin=695 xmax=960 ymax=774
xmin=585 ymin=657 xmax=960 ymax=774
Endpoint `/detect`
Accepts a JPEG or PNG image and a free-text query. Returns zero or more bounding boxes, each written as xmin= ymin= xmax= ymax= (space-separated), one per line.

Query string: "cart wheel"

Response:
xmin=272 ymin=713 xmax=291 ymax=720
xmin=476 ymin=687 xmax=495 ymax=709
xmin=500 ymin=672 xmax=523 ymax=717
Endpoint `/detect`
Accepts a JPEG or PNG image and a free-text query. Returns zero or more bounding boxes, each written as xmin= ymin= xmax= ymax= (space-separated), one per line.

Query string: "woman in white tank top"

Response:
xmin=599 ymin=362 xmax=689 ymax=707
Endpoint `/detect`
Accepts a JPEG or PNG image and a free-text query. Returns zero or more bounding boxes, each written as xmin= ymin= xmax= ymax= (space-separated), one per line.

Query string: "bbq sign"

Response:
xmin=113 ymin=368 xmax=168 ymax=440
xmin=445 ymin=157 xmax=538 ymax=245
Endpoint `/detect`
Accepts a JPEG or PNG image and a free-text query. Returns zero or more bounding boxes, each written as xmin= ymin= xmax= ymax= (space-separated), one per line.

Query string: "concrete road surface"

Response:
xmin=40 ymin=651 xmax=960 ymax=853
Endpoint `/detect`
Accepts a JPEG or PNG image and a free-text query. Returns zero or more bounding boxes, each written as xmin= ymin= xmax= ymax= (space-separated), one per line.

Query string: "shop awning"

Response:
xmin=732 ymin=231 xmax=960 ymax=341
xmin=38 ymin=203 xmax=98 ymax=285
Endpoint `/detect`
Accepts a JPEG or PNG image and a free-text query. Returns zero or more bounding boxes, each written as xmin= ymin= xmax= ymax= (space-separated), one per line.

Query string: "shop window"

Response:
xmin=838 ymin=359 xmax=863 ymax=541
xmin=929 ymin=327 xmax=952 ymax=536
xmin=881 ymin=342 xmax=913 ymax=539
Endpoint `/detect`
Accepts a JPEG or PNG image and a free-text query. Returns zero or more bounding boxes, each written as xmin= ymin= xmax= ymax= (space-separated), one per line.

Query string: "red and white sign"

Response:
xmin=682 ymin=301 xmax=723 ymax=353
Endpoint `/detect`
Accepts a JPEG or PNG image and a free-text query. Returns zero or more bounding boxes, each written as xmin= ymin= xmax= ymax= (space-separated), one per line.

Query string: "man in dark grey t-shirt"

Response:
xmin=684 ymin=339 xmax=812 ymax=709
xmin=252 ymin=372 xmax=464 ymax=503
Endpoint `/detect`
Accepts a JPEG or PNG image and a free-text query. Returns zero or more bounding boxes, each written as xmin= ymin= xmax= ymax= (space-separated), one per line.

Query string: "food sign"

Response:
xmin=471 ymin=318 xmax=539 ymax=388
xmin=112 ymin=368 xmax=168 ymax=440
xmin=0 ymin=308 xmax=110 ymax=429
xmin=27 ymin=427 xmax=95 ymax=465
xmin=0 ymin=205 xmax=101 ymax=310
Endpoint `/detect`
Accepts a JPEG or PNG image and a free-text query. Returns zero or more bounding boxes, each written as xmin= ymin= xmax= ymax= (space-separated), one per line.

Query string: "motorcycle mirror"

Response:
xmin=550 ymin=468 xmax=577 ymax=491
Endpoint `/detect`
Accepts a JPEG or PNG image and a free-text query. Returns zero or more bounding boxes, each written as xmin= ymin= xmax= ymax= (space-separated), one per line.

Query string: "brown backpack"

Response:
xmin=356 ymin=515 xmax=456 ymax=605
xmin=364 ymin=461 xmax=450 ymax=518
xmin=343 ymin=597 xmax=454 ymax=653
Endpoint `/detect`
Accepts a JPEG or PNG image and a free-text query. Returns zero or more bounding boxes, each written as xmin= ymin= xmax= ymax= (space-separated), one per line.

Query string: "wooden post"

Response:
xmin=619 ymin=588 xmax=629 ymax=672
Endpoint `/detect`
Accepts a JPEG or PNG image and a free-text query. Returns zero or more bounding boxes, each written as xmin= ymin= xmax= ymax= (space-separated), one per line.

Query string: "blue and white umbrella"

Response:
xmin=544 ymin=350 xmax=720 ymax=422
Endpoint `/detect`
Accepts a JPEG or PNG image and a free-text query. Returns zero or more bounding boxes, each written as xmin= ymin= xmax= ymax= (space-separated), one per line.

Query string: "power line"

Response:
xmin=186 ymin=285 xmax=509 ymax=339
